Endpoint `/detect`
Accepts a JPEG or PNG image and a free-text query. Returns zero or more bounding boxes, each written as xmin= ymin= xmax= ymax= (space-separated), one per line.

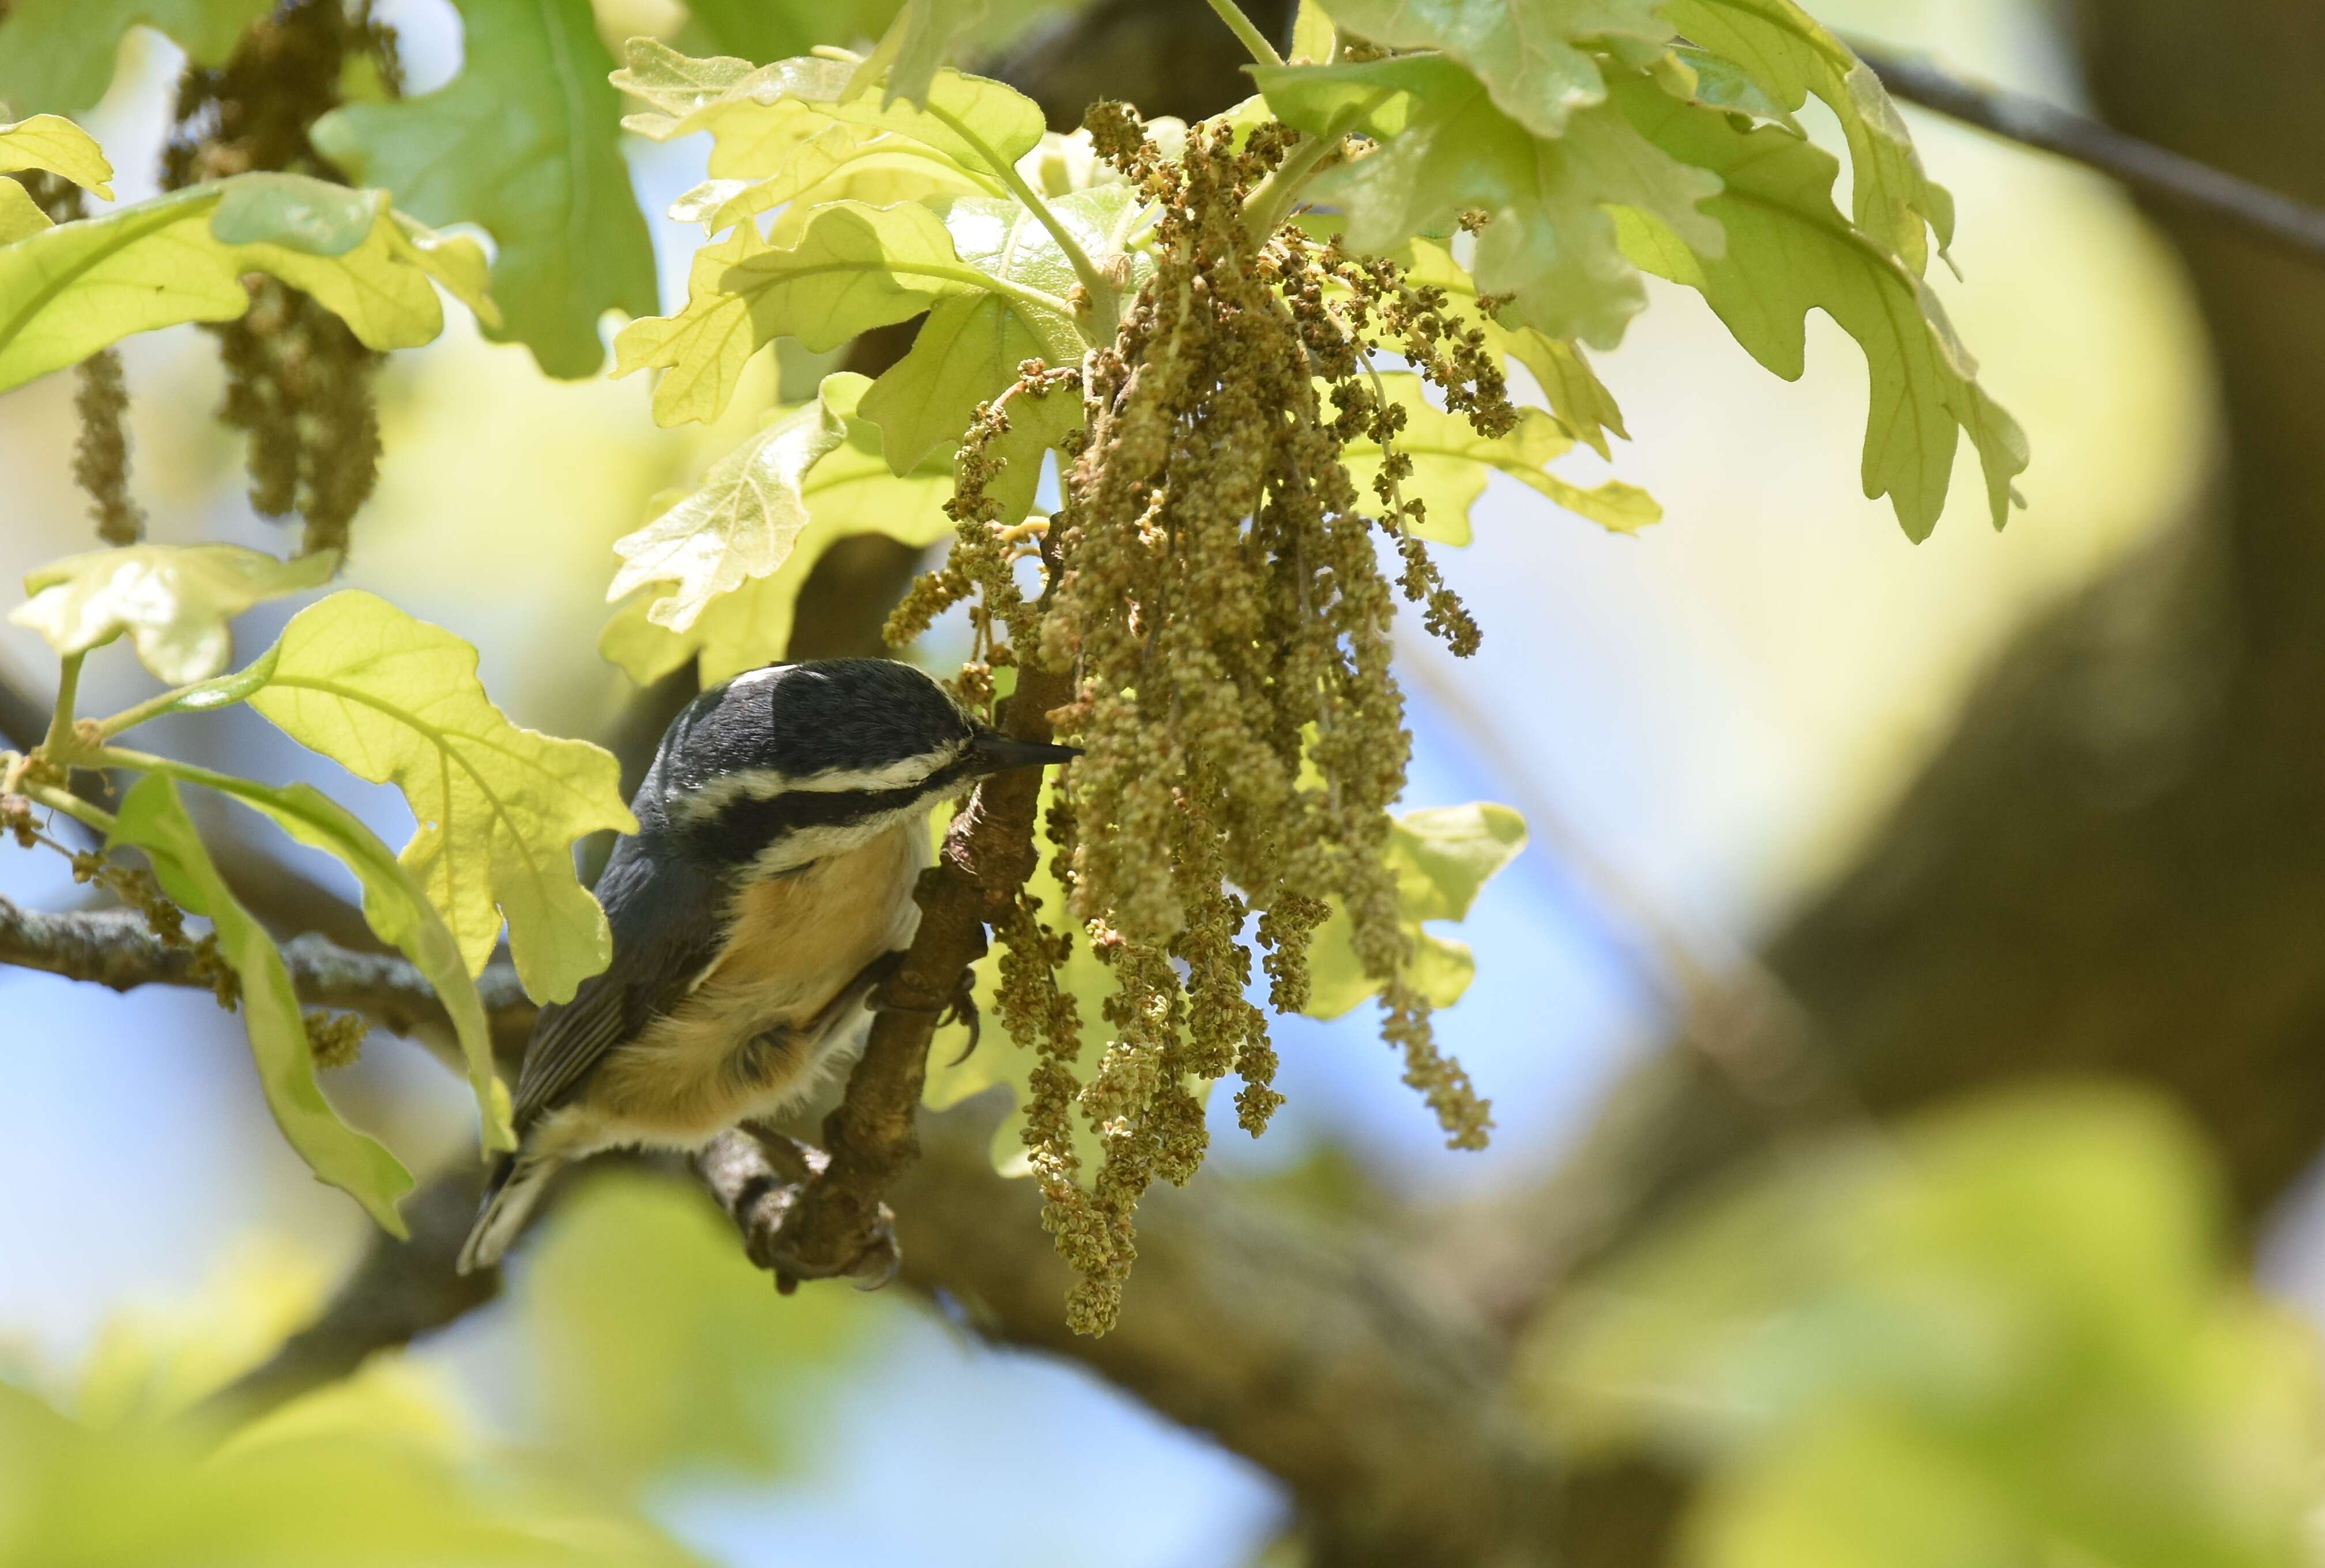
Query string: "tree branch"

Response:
xmin=1848 ymin=36 xmax=2325 ymax=267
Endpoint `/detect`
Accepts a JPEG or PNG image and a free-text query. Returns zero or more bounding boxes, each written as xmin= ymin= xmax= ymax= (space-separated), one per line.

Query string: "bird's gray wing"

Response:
xmin=510 ymin=837 xmax=729 ymax=1130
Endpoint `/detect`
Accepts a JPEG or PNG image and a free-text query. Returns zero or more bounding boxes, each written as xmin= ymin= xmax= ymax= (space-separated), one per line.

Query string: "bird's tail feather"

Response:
xmin=456 ymin=1151 xmax=558 ymax=1275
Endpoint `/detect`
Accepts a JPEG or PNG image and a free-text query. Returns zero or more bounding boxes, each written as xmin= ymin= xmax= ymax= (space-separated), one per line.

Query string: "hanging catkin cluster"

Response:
xmin=161 ymin=0 xmax=400 ymax=557
xmin=893 ymin=104 xmax=1511 ymax=1333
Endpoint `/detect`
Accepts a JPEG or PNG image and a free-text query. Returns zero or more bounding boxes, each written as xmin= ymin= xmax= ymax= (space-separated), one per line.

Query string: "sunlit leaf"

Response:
xmin=857 ymin=185 xmax=1142 ymax=470
xmin=607 ymin=383 xmax=853 ymax=634
xmin=1665 ymin=0 xmax=1952 ymax=270
xmin=1320 ymin=0 xmax=1673 ymax=136
xmin=1342 ymin=373 xmax=1658 ymax=540
xmin=1259 ymin=54 xmax=1722 ymax=347
xmin=1386 ymin=236 xmax=1630 ymax=457
xmin=107 ymin=775 xmax=413 ymax=1234
xmin=670 ymin=122 xmax=990 ymax=239
xmin=0 ymin=113 xmax=115 ymax=197
xmin=0 ymin=174 xmax=494 ymax=395
xmin=312 ymin=0 xmax=655 ymax=377
xmin=616 ymin=41 xmax=1045 ymax=182
xmin=614 ymin=200 xmax=985 ymax=427
xmin=601 ymin=372 xmax=957 ymax=685
xmin=847 ymin=0 xmax=991 ymax=109
xmin=1615 ymin=88 xmax=2025 ymax=537
xmin=1303 ymin=801 xmax=1528 ymax=1019
xmin=243 ymin=591 xmax=637 ymax=1002
xmin=10 ymin=545 xmax=336 ymax=684
xmin=0 ymin=0 xmax=270 ymax=114
xmin=198 ymin=775 xmax=512 ymax=1152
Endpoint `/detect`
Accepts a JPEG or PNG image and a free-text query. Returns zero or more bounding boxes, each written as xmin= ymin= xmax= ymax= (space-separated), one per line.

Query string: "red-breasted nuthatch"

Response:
xmin=456 ymin=658 xmax=1077 ymax=1273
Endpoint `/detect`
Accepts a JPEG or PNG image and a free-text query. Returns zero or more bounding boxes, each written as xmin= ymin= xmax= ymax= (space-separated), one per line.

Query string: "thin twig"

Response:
xmin=1847 ymin=36 xmax=2325 ymax=267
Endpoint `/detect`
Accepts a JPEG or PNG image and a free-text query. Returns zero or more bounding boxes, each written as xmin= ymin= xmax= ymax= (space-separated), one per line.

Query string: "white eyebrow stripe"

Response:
xmin=668 ymin=741 xmax=970 ymax=823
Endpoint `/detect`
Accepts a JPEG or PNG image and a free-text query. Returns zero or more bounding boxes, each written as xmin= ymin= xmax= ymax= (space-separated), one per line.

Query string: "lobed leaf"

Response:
xmin=244 ymin=591 xmax=638 ymax=1002
xmin=204 ymin=775 xmax=511 ymax=1152
xmin=614 ymin=200 xmax=987 ymax=427
xmin=0 ymin=174 xmax=495 ymax=395
xmin=846 ymin=0 xmax=992 ymax=110
xmin=857 ymin=185 xmax=1143 ymax=471
xmin=1664 ymin=0 xmax=1952 ymax=271
xmin=0 ymin=114 xmax=115 ymax=198
xmin=10 ymin=545 xmax=337 ymax=684
xmin=607 ymin=383 xmax=853 ymax=634
xmin=1319 ymin=0 xmax=1675 ymax=137
xmin=312 ymin=0 xmax=656 ymax=378
xmin=601 ymin=372 xmax=958 ymax=685
xmin=1372 ymin=238 xmax=1630 ymax=455
xmin=107 ymin=775 xmax=413 ymax=1234
xmin=616 ymin=41 xmax=1045 ymax=183
xmin=0 ymin=0 xmax=271 ymax=114
xmin=1303 ymin=802 xmax=1529 ymax=1019
xmin=1615 ymin=88 xmax=2025 ymax=537
xmin=669 ymin=123 xmax=990 ymax=239
xmin=1343 ymin=374 xmax=1658 ymax=540
xmin=1259 ymin=54 xmax=1722 ymax=348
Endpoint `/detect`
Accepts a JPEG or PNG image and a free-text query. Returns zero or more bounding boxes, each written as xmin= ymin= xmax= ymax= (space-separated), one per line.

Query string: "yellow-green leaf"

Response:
xmin=1389 ymin=236 xmax=1629 ymax=457
xmin=1616 ymin=87 xmax=2025 ymax=537
xmin=857 ymin=186 xmax=1140 ymax=472
xmin=616 ymin=41 xmax=1044 ymax=182
xmin=0 ymin=0 xmax=272 ymax=115
xmin=1664 ymin=0 xmax=1952 ymax=270
xmin=670 ymin=122 xmax=990 ymax=239
xmin=601 ymin=372 xmax=957 ymax=685
xmin=1259 ymin=54 xmax=1722 ymax=348
xmin=0 ymin=174 xmax=495 ymax=395
xmin=310 ymin=0 xmax=655 ymax=378
xmin=203 ymin=774 xmax=513 ymax=1153
xmin=0 ymin=113 xmax=114 ymax=197
xmin=607 ymin=384 xmax=853 ymax=634
xmin=107 ymin=774 xmax=413 ymax=1234
xmin=846 ymin=0 xmax=991 ymax=110
xmin=1320 ymin=0 xmax=1674 ymax=137
xmin=1344 ymin=373 xmax=1658 ymax=540
xmin=10 ymin=545 xmax=337 ymax=684
xmin=244 ymin=591 xmax=637 ymax=1002
xmin=1304 ymin=802 xmax=1528 ymax=1019
xmin=613 ymin=201 xmax=985 ymax=427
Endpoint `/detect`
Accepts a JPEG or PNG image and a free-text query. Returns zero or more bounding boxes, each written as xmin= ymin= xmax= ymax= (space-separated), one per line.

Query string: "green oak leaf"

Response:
xmin=1344 ymin=374 xmax=1658 ymax=540
xmin=0 ymin=174 xmax=495 ymax=394
xmin=847 ymin=0 xmax=991 ymax=109
xmin=0 ymin=0 xmax=271 ymax=114
xmin=671 ymin=123 xmax=991 ymax=239
xmin=312 ymin=0 xmax=656 ymax=378
xmin=1259 ymin=54 xmax=1723 ymax=348
xmin=244 ymin=591 xmax=638 ymax=1001
xmin=159 ymin=769 xmax=513 ymax=1152
xmin=608 ymin=380 xmax=854 ymax=634
xmin=10 ymin=545 xmax=337 ymax=684
xmin=1616 ymin=88 xmax=2025 ymax=537
xmin=108 ymin=774 xmax=414 ymax=1234
xmin=0 ymin=114 xmax=115 ymax=197
xmin=617 ymin=42 xmax=1045 ymax=183
xmin=1304 ymin=802 xmax=1529 ymax=1019
xmin=1387 ymin=236 xmax=1630 ymax=457
xmin=1319 ymin=0 xmax=1674 ymax=137
xmin=614 ymin=201 xmax=990 ymax=427
xmin=1665 ymin=0 xmax=1951 ymax=271
xmin=601 ymin=373 xmax=958 ymax=685
xmin=859 ymin=185 xmax=1144 ymax=471
xmin=683 ymin=0 xmax=893 ymax=65
xmin=0 ymin=184 xmax=48 ymax=244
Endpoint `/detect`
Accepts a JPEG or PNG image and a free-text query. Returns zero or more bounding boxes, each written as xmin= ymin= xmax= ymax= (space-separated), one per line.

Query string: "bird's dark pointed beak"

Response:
xmin=967 ymin=730 xmax=1082 ymax=774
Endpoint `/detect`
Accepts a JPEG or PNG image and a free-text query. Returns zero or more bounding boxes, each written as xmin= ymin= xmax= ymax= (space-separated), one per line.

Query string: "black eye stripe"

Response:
xmin=679 ymin=752 xmax=985 ymax=870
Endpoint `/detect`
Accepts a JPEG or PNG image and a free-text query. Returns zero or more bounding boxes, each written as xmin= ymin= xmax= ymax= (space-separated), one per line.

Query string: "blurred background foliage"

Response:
xmin=6 ymin=0 xmax=2318 ymax=1563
